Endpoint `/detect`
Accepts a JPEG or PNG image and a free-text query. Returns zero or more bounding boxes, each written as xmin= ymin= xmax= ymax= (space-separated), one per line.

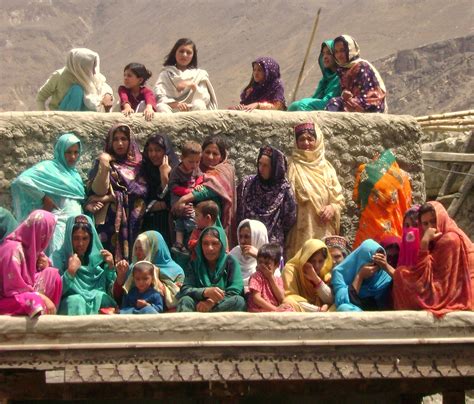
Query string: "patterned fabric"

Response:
xmin=236 ymin=146 xmax=296 ymax=247
xmin=240 ymin=57 xmax=286 ymax=106
xmin=282 ymin=239 xmax=333 ymax=311
xmin=0 ymin=210 xmax=62 ymax=317
xmin=286 ymin=122 xmax=345 ymax=259
xmin=322 ymin=235 xmax=351 ymax=258
xmin=288 ymin=40 xmax=341 ymax=111
xmin=247 ymin=271 xmax=293 ymax=312
xmin=326 ymin=35 xmax=387 ymax=113
xmin=332 ymin=239 xmax=392 ymax=312
xmin=393 ymin=201 xmax=473 ymax=316
xmin=353 ymin=150 xmax=412 ymax=249
xmin=88 ymin=124 xmax=147 ymax=262
xmin=57 ymin=214 xmax=116 ymax=315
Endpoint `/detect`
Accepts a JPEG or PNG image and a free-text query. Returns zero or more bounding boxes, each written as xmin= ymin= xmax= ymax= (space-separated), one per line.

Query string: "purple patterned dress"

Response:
xmin=236 ymin=146 xmax=296 ymax=248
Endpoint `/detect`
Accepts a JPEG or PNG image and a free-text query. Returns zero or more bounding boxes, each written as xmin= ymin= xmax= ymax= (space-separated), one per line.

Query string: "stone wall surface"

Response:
xmin=0 ymin=111 xmax=425 ymax=240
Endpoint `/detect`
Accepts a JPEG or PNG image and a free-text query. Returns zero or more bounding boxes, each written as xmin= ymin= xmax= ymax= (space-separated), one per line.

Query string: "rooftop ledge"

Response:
xmin=1 ymin=312 xmax=473 ymax=384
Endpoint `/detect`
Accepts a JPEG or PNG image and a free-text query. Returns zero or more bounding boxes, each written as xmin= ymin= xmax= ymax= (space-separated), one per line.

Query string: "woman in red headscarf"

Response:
xmin=393 ymin=201 xmax=473 ymax=316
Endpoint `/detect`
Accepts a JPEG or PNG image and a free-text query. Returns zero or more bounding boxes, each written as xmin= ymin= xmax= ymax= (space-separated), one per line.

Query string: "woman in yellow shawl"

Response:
xmin=286 ymin=122 xmax=345 ymax=259
xmin=282 ymin=239 xmax=334 ymax=312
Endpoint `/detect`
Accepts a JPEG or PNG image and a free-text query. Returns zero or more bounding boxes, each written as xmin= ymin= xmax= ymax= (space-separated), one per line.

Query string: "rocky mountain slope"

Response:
xmin=1 ymin=0 xmax=473 ymax=113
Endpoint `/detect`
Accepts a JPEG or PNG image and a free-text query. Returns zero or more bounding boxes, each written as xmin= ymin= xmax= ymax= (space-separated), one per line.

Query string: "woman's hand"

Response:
xmin=67 ymin=254 xmax=81 ymax=277
xmin=144 ymin=104 xmax=154 ymax=121
xmin=241 ymin=245 xmax=259 ymax=258
xmin=421 ymin=227 xmax=442 ymax=250
xmin=319 ymin=205 xmax=335 ymax=223
xmin=101 ymin=94 xmax=114 ymax=112
xmin=115 ymin=260 xmax=129 ymax=285
xmin=203 ymin=287 xmax=225 ymax=302
xmin=99 ymin=152 xmax=112 ymax=166
xmin=229 ymin=104 xmax=245 ymax=111
xmin=100 ymin=249 xmax=114 ymax=268
xmin=242 ymin=102 xmax=259 ymax=112
xmin=159 ymin=155 xmax=171 ymax=178
xmin=38 ymin=293 xmax=57 ymax=315
xmin=42 ymin=196 xmax=58 ymax=212
xmin=372 ymin=253 xmax=388 ymax=270
xmin=122 ymin=103 xmax=133 ymax=117
xmin=342 ymin=90 xmax=353 ymax=101
xmin=196 ymin=299 xmax=215 ymax=312
xmin=36 ymin=253 xmax=49 ymax=271
xmin=302 ymin=262 xmax=322 ymax=286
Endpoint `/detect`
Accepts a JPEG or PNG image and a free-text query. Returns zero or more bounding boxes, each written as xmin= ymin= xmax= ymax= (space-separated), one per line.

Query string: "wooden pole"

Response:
xmin=416 ymin=109 xmax=474 ymax=121
xmin=290 ymin=8 xmax=322 ymax=103
xmin=419 ymin=119 xmax=474 ymax=126
xmin=421 ymin=126 xmax=474 ymax=133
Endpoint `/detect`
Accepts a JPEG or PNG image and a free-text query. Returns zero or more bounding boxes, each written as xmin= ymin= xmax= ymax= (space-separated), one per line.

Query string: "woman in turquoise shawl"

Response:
xmin=56 ymin=214 xmax=117 ymax=315
xmin=331 ymin=239 xmax=393 ymax=312
xmin=10 ymin=133 xmax=85 ymax=258
xmin=0 ymin=208 xmax=18 ymax=242
xmin=114 ymin=230 xmax=185 ymax=310
xmin=177 ymin=226 xmax=246 ymax=312
xmin=288 ymin=40 xmax=341 ymax=111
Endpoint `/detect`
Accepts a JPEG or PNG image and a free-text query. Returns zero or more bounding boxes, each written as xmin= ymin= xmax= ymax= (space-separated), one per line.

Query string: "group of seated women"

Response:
xmin=0 ymin=117 xmax=472 ymax=317
xmin=36 ymin=35 xmax=387 ymax=119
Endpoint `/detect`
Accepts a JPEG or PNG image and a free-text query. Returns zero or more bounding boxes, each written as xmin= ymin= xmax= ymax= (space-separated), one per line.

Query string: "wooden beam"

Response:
xmin=417 ymin=109 xmax=474 ymax=121
xmin=422 ymin=151 xmax=474 ymax=163
xmin=421 ymin=125 xmax=474 ymax=132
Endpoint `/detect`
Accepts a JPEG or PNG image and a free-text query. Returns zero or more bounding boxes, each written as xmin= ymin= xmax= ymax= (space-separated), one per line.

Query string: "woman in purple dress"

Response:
xmin=326 ymin=35 xmax=387 ymax=113
xmin=236 ymin=145 xmax=296 ymax=248
xmin=86 ymin=124 xmax=148 ymax=262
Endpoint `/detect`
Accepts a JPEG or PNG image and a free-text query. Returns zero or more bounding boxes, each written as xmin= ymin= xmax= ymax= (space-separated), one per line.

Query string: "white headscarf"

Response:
xmin=65 ymin=48 xmax=113 ymax=111
xmin=229 ymin=219 xmax=269 ymax=285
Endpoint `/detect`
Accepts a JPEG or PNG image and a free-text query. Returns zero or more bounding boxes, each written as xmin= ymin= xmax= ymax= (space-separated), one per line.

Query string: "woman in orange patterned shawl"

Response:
xmin=353 ymin=149 xmax=412 ymax=249
xmin=393 ymin=201 xmax=473 ymax=316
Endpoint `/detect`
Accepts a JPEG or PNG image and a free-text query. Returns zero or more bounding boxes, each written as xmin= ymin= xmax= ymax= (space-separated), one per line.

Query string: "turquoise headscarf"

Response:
xmin=132 ymin=230 xmax=184 ymax=281
xmin=331 ymin=239 xmax=392 ymax=308
xmin=58 ymin=214 xmax=116 ymax=313
xmin=0 ymin=207 xmax=18 ymax=242
xmin=11 ymin=133 xmax=86 ymax=221
xmin=193 ymin=226 xmax=243 ymax=295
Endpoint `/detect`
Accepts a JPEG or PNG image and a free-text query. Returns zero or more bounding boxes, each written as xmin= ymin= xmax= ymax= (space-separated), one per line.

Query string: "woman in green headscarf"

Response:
xmin=0 ymin=207 xmax=18 ymax=242
xmin=55 ymin=214 xmax=117 ymax=315
xmin=288 ymin=40 xmax=341 ymax=111
xmin=10 ymin=133 xmax=85 ymax=258
xmin=177 ymin=226 xmax=246 ymax=312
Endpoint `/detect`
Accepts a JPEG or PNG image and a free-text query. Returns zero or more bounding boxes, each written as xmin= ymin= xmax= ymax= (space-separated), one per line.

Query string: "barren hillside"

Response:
xmin=1 ymin=0 xmax=473 ymax=112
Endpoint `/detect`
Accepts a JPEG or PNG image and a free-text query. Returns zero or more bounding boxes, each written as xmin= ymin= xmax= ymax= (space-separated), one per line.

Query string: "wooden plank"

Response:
xmin=448 ymin=165 xmax=474 ymax=218
xmin=438 ymin=132 xmax=474 ymax=197
xmin=422 ymin=151 xmax=474 ymax=163
xmin=417 ymin=109 xmax=474 ymax=121
xmin=421 ymin=126 xmax=474 ymax=132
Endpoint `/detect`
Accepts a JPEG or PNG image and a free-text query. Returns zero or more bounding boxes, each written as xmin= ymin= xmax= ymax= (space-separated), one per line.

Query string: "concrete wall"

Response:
xmin=0 ymin=110 xmax=425 ymax=241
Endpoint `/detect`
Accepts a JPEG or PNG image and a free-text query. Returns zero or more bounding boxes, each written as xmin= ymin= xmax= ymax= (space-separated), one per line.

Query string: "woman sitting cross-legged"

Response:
xmin=177 ymin=226 xmax=246 ymax=312
xmin=55 ymin=215 xmax=117 ymax=315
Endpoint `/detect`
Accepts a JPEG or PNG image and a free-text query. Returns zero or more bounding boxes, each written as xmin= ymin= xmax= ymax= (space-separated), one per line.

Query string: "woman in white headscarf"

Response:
xmin=36 ymin=48 xmax=114 ymax=112
xmin=229 ymin=219 xmax=270 ymax=288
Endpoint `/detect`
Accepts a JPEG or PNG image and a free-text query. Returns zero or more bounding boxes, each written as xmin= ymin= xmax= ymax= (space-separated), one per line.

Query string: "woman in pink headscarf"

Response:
xmin=0 ymin=210 xmax=62 ymax=317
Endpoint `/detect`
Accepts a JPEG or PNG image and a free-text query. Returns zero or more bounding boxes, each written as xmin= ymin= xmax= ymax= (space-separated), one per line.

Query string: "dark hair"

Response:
xmin=196 ymin=200 xmax=219 ymax=222
xmin=72 ymin=220 xmax=93 ymax=259
xmin=201 ymin=228 xmax=221 ymax=242
xmin=124 ymin=63 xmax=152 ymax=84
xmin=239 ymin=222 xmax=251 ymax=231
xmin=163 ymin=38 xmax=198 ymax=68
xmin=257 ymin=243 xmax=282 ymax=265
xmin=418 ymin=203 xmax=436 ymax=225
xmin=333 ymin=35 xmax=350 ymax=62
xmin=133 ymin=261 xmax=155 ymax=278
xmin=181 ymin=140 xmax=202 ymax=158
xmin=201 ymin=136 xmax=227 ymax=160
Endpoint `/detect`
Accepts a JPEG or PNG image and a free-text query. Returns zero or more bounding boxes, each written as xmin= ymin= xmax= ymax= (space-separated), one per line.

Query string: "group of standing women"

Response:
xmin=35 ymin=35 xmax=386 ymax=116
